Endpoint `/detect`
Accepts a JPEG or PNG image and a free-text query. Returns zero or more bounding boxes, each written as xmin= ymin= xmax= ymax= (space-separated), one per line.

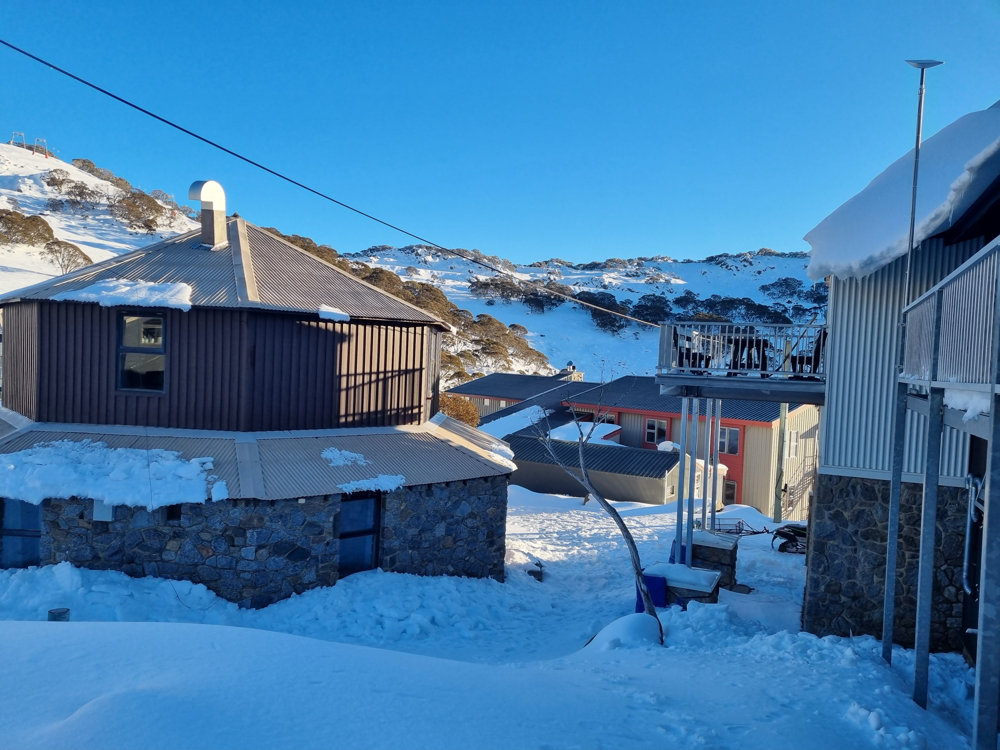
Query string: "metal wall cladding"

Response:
xmin=14 ymin=300 xmax=434 ymax=431
xmin=822 ymin=237 xmax=982 ymax=479
xmin=1 ymin=301 xmax=40 ymax=418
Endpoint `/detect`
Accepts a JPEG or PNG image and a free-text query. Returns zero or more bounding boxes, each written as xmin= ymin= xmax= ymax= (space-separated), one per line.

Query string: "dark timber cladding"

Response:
xmin=0 ymin=300 xmax=40 ymax=419
xmin=8 ymin=299 xmax=435 ymax=431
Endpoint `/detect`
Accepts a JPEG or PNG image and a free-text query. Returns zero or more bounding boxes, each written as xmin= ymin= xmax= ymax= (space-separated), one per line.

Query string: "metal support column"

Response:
xmin=701 ymin=399 xmax=713 ymax=529
xmin=882 ymin=337 xmax=910 ymax=663
xmin=686 ymin=399 xmax=700 ymax=567
xmin=974 ymin=387 xmax=1000 ymax=749
xmin=675 ymin=397 xmax=689 ymax=563
xmin=710 ymin=399 xmax=721 ymax=531
xmin=914 ymin=290 xmax=944 ymax=709
xmin=972 ymin=268 xmax=1000 ymax=750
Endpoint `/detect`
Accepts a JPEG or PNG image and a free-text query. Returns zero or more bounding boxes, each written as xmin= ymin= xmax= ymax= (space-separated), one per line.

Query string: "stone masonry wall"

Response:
xmin=381 ymin=474 xmax=507 ymax=581
xmin=41 ymin=474 xmax=509 ymax=607
xmin=803 ymin=474 xmax=966 ymax=652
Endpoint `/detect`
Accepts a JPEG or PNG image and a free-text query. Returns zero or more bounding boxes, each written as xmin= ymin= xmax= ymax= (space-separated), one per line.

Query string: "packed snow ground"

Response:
xmin=0 ymin=489 xmax=974 ymax=750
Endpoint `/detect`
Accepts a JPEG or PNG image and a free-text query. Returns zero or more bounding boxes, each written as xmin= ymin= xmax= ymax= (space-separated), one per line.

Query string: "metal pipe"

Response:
xmin=675 ymin=397 xmax=689 ymax=563
xmin=964 ymin=475 xmax=983 ymax=597
xmin=686 ymin=399 xmax=699 ymax=567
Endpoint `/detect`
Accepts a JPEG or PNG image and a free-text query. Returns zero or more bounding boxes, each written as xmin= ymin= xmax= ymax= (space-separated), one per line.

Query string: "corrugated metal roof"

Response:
xmin=0 ymin=421 xmax=511 ymax=502
xmin=480 ymin=381 xmax=602 ymax=428
xmin=447 ymin=373 xmax=583 ymax=400
xmin=507 ymin=435 xmax=679 ymax=478
xmin=0 ymin=219 xmax=444 ymax=327
xmin=568 ymin=376 xmax=803 ymax=423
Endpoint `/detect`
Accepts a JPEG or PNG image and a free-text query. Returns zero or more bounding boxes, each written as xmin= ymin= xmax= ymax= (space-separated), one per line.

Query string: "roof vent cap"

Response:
xmin=188 ymin=180 xmax=228 ymax=249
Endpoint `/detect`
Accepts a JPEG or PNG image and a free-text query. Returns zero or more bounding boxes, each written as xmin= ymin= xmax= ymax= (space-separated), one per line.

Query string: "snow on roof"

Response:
xmin=338 ymin=474 xmax=406 ymax=493
xmin=318 ymin=305 xmax=350 ymax=322
xmin=806 ymin=101 xmax=1000 ymax=280
xmin=321 ymin=447 xmax=369 ymax=466
xmin=0 ymin=439 xmax=219 ymax=508
xmin=549 ymin=421 xmax=623 ymax=445
xmin=51 ymin=278 xmax=193 ymax=310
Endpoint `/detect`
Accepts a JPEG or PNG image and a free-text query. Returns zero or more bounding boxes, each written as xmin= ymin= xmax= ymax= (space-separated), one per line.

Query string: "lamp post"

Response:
xmin=882 ymin=59 xmax=943 ymax=670
xmin=902 ymin=59 xmax=944 ymax=305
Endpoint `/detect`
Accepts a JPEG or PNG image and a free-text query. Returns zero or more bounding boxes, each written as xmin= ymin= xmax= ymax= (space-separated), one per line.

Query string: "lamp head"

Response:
xmin=906 ymin=59 xmax=944 ymax=69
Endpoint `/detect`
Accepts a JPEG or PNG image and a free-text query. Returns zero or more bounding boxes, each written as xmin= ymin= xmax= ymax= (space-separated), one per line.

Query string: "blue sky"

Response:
xmin=3 ymin=1 xmax=999 ymax=264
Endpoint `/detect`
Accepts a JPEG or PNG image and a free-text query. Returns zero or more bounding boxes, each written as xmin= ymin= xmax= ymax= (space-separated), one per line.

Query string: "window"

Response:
xmin=338 ymin=492 xmax=380 ymax=576
xmin=787 ymin=430 xmax=799 ymax=459
xmin=723 ymin=480 xmax=738 ymax=505
xmin=645 ymin=418 xmax=668 ymax=445
xmin=119 ymin=313 xmax=166 ymax=391
xmin=0 ymin=498 xmax=40 ymax=567
xmin=718 ymin=426 xmax=740 ymax=455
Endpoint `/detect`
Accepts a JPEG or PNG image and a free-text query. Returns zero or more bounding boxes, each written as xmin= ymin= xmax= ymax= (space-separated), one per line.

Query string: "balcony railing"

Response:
xmin=902 ymin=239 xmax=1000 ymax=388
xmin=657 ymin=322 xmax=828 ymax=381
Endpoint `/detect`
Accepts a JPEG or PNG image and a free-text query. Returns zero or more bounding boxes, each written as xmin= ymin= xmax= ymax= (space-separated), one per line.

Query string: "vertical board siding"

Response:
xmin=0 ymin=302 xmax=40 ymax=418
xmin=822 ymin=238 xmax=981 ymax=479
xmin=7 ymin=301 xmax=432 ymax=431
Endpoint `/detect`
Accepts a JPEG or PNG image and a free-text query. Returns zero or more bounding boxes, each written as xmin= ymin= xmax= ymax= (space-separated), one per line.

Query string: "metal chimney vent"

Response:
xmin=188 ymin=180 xmax=227 ymax=248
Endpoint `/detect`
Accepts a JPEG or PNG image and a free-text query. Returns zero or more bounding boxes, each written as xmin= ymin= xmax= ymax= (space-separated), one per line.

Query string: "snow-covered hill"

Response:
xmin=347 ymin=245 xmax=822 ymax=381
xmin=0 ymin=142 xmax=822 ymax=382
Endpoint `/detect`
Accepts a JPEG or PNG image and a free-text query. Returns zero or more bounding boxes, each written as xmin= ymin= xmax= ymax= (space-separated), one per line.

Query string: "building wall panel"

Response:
xmin=821 ymin=238 xmax=981 ymax=480
xmin=15 ymin=301 xmax=432 ymax=432
xmin=0 ymin=302 xmax=40 ymax=419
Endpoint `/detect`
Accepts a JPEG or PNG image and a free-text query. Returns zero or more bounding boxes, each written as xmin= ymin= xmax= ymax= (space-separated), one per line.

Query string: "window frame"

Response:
xmin=786 ymin=430 xmax=799 ymax=459
xmin=338 ymin=491 xmax=381 ymax=577
xmin=718 ymin=426 xmax=740 ymax=455
xmin=645 ymin=418 xmax=668 ymax=446
xmin=117 ymin=311 xmax=168 ymax=393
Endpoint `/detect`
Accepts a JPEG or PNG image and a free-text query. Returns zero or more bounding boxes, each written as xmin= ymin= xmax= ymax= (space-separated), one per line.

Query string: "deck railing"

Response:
xmin=902 ymin=239 xmax=1000 ymax=387
xmin=657 ymin=322 xmax=828 ymax=381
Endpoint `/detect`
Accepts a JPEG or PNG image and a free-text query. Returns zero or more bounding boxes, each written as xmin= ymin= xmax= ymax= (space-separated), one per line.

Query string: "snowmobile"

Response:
xmin=771 ymin=524 xmax=807 ymax=554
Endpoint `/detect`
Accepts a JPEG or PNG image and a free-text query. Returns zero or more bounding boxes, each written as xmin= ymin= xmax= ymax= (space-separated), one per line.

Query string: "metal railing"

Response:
xmin=657 ymin=322 xmax=828 ymax=380
xmin=902 ymin=239 xmax=1000 ymax=386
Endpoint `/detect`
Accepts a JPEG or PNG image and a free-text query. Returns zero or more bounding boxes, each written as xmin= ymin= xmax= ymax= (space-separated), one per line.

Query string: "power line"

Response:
xmin=0 ymin=37 xmax=660 ymax=328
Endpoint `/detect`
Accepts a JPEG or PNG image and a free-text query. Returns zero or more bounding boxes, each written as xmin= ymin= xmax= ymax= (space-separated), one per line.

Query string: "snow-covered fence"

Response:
xmin=657 ymin=322 xmax=828 ymax=380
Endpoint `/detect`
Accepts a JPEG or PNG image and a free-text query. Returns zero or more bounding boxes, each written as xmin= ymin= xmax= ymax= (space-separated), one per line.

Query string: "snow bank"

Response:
xmin=0 ymin=440 xmax=216 ymax=508
xmin=52 ymin=278 xmax=193 ymax=310
xmin=806 ymin=103 xmax=1000 ymax=280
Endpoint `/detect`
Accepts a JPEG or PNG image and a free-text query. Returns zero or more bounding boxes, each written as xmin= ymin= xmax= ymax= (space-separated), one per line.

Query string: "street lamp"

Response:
xmin=883 ymin=58 xmax=944 ymax=670
xmin=902 ymin=59 xmax=944 ymax=305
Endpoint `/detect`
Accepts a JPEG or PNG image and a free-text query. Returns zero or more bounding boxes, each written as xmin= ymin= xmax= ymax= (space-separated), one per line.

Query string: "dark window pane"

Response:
xmin=121 ymin=353 xmax=165 ymax=390
xmin=340 ymin=496 xmax=376 ymax=534
xmin=1 ymin=500 xmax=41 ymax=567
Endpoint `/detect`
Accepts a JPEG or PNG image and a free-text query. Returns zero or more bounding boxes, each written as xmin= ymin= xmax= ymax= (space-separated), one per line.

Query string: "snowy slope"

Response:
xmin=350 ymin=245 xmax=818 ymax=380
xmin=0 ymin=142 xmax=196 ymax=292
xmin=0 ymin=142 xmax=818 ymax=381
xmin=0 ymin=491 xmax=974 ymax=750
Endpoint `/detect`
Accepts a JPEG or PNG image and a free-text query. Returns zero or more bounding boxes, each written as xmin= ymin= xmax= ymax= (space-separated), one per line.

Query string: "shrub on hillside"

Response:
xmin=0 ymin=209 xmax=55 ymax=246
xmin=574 ymin=290 xmax=632 ymax=334
xmin=108 ymin=188 xmax=166 ymax=232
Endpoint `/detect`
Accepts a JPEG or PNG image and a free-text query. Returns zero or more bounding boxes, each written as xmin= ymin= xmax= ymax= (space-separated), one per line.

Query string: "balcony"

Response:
xmin=900 ymin=238 xmax=1000 ymax=435
xmin=655 ymin=322 xmax=826 ymax=405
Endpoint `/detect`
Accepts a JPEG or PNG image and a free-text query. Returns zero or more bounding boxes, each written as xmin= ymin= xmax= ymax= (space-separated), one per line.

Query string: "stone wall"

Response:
xmin=41 ymin=474 xmax=508 ymax=608
xmin=803 ymin=474 xmax=966 ymax=652
xmin=381 ymin=475 xmax=507 ymax=581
